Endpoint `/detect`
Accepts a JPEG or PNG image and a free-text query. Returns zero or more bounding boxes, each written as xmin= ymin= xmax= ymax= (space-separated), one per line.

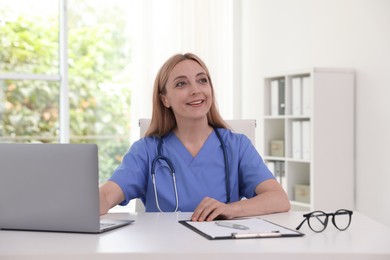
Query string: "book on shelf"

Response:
xmin=266 ymin=161 xmax=286 ymax=193
xmin=279 ymin=161 xmax=287 ymax=192
xmin=291 ymin=77 xmax=302 ymax=115
xmin=278 ymin=78 xmax=285 ymax=115
xmin=270 ymin=80 xmax=279 ymax=116
xmin=291 ymin=120 xmax=311 ymax=160
xmin=302 ymin=121 xmax=311 ymax=159
xmin=291 ymin=121 xmax=302 ymax=159
xmin=270 ymin=79 xmax=285 ymax=116
xmin=302 ymin=76 xmax=311 ymax=116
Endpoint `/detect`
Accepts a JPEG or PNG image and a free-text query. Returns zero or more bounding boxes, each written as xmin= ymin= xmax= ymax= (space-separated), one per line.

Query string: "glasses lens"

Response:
xmin=308 ymin=211 xmax=327 ymax=232
xmin=333 ymin=209 xmax=352 ymax=230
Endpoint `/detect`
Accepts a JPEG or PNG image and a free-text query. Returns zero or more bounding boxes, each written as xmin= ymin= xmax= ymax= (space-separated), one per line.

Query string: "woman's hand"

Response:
xmin=99 ymin=181 xmax=125 ymax=215
xmin=191 ymin=197 xmax=236 ymax=222
xmin=190 ymin=179 xmax=291 ymax=222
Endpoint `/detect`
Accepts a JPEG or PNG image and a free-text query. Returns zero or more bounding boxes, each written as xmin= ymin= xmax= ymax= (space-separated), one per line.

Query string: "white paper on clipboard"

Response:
xmin=179 ymin=218 xmax=304 ymax=240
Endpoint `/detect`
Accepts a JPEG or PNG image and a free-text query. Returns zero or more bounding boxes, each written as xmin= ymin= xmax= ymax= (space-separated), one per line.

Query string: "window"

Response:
xmin=0 ymin=0 xmax=60 ymax=143
xmin=0 ymin=0 xmax=132 ymax=182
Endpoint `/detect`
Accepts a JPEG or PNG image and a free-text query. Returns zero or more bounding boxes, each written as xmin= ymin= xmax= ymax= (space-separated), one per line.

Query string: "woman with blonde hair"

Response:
xmin=146 ymin=52 xmax=227 ymax=137
xmin=99 ymin=53 xmax=290 ymax=221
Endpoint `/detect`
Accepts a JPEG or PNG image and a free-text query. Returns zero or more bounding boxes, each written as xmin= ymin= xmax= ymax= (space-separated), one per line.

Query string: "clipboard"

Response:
xmin=179 ymin=218 xmax=304 ymax=240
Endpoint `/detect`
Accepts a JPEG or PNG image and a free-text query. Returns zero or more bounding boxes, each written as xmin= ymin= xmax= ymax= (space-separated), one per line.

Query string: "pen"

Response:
xmin=215 ymin=221 xmax=249 ymax=230
xmin=231 ymin=231 xmax=281 ymax=239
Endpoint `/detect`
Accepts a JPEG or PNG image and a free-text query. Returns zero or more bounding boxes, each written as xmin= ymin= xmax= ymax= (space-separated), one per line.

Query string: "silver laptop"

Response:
xmin=0 ymin=143 xmax=133 ymax=233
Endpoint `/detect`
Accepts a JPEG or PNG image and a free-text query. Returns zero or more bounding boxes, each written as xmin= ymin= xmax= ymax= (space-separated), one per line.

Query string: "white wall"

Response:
xmin=129 ymin=0 xmax=235 ymax=143
xmin=241 ymin=0 xmax=390 ymax=227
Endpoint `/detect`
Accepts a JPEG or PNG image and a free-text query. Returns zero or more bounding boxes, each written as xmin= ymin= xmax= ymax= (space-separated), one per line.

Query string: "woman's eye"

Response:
xmin=176 ymin=81 xmax=186 ymax=87
xmin=199 ymin=78 xmax=208 ymax=84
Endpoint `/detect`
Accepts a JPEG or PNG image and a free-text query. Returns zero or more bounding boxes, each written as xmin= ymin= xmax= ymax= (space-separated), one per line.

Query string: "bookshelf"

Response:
xmin=263 ymin=68 xmax=355 ymax=211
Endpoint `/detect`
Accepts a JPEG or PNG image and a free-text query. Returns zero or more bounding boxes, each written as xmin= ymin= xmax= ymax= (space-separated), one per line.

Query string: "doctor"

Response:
xmin=99 ymin=53 xmax=290 ymax=221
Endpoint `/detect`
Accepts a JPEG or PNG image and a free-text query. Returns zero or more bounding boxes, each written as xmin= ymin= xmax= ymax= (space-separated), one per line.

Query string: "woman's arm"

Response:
xmin=191 ymin=179 xmax=290 ymax=221
xmin=99 ymin=181 xmax=125 ymax=215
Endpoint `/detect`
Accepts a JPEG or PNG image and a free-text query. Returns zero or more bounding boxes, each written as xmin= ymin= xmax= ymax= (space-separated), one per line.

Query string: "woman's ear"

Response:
xmin=160 ymin=94 xmax=170 ymax=108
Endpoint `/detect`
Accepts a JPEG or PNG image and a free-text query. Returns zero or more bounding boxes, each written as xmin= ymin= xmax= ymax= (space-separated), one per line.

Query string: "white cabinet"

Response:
xmin=263 ymin=68 xmax=355 ymax=211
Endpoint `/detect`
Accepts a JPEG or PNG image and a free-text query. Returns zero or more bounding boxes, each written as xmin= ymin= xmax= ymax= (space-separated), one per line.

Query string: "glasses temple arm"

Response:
xmin=295 ymin=218 xmax=307 ymax=230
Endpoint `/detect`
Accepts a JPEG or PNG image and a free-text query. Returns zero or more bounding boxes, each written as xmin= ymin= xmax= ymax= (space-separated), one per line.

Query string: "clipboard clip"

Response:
xmin=231 ymin=231 xmax=282 ymax=239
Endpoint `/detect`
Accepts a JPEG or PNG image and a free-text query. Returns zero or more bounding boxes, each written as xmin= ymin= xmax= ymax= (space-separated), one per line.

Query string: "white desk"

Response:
xmin=0 ymin=211 xmax=389 ymax=260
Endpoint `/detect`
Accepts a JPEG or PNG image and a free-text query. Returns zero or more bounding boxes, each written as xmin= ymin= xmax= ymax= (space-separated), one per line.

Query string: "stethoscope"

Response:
xmin=151 ymin=127 xmax=230 ymax=212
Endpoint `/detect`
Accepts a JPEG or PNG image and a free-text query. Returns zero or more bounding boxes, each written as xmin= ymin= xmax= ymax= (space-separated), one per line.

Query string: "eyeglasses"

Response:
xmin=296 ymin=209 xmax=353 ymax=233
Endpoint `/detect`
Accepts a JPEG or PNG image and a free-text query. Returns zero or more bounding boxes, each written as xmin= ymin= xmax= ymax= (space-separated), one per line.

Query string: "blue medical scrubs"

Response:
xmin=109 ymin=128 xmax=274 ymax=212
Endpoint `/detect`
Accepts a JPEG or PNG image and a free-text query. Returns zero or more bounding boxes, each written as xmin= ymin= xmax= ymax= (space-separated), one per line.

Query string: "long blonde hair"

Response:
xmin=145 ymin=53 xmax=228 ymax=137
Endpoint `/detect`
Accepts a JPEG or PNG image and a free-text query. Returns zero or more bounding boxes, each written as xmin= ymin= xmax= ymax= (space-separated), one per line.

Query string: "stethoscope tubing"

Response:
xmin=214 ymin=127 xmax=231 ymax=204
xmin=151 ymin=152 xmax=179 ymax=212
xmin=151 ymin=128 xmax=230 ymax=212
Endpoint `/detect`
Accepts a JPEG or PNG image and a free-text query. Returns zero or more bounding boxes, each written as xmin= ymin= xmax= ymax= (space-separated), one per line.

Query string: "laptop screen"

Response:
xmin=0 ymin=143 xmax=101 ymax=233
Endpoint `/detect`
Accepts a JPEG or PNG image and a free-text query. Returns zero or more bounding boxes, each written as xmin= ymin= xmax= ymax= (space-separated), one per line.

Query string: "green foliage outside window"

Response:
xmin=0 ymin=3 xmax=132 ymax=182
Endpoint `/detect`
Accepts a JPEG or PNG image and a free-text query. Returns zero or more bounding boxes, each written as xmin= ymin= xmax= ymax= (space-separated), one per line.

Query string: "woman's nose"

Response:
xmin=190 ymin=82 xmax=201 ymax=95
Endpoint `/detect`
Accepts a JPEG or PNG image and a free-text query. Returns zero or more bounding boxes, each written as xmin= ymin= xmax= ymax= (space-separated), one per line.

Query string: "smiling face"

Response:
xmin=160 ymin=59 xmax=213 ymax=123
